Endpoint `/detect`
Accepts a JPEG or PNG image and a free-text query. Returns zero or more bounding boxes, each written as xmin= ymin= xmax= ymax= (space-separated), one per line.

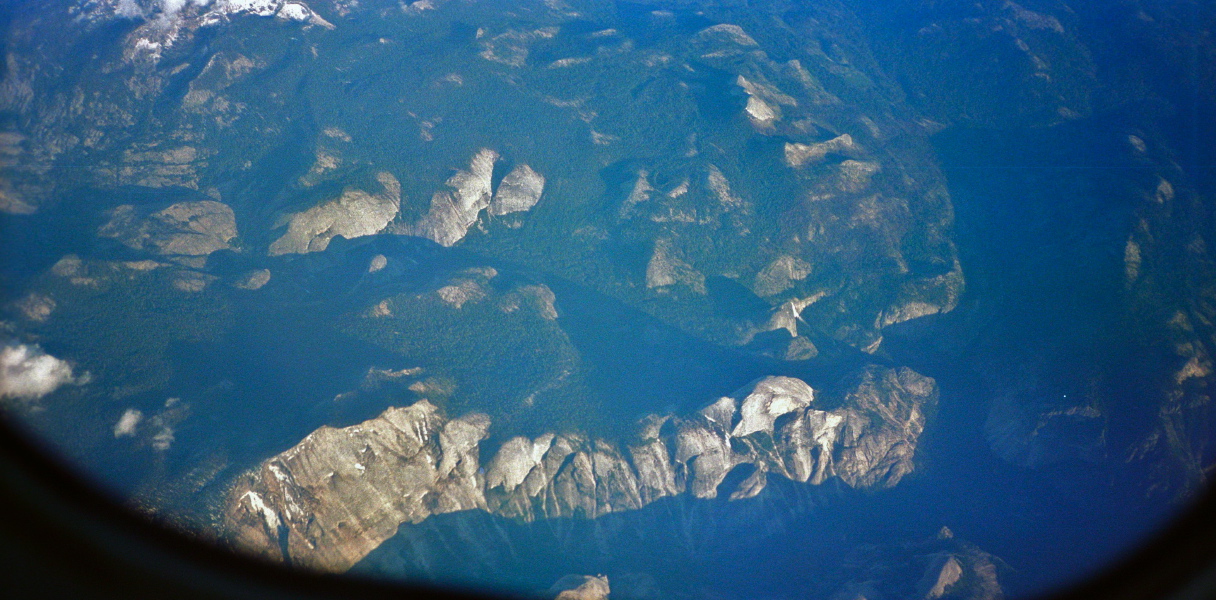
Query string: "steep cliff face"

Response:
xmin=223 ymin=366 xmax=936 ymax=572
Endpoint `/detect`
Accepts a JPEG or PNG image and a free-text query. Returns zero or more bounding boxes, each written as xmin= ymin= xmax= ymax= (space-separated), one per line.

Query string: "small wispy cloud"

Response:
xmin=114 ymin=408 xmax=143 ymax=437
xmin=0 ymin=343 xmax=89 ymax=402
xmin=151 ymin=424 xmax=175 ymax=451
xmin=114 ymin=399 xmax=184 ymax=451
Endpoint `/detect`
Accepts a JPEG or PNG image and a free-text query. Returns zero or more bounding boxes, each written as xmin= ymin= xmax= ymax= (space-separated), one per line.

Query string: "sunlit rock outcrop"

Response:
xmin=730 ymin=376 xmax=813 ymax=437
xmin=116 ymin=145 xmax=204 ymax=189
xmin=233 ymin=269 xmax=271 ymax=290
xmin=224 ymin=366 xmax=935 ymax=572
xmin=784 ymin=134 xmax=862 ymax=168
xmin=645 ymin=239 xmax=706 ymax=294
xmin=489 ymin=164 xmax=546 ymax=216
xmin=480 ymin=27 xmax=560 ymax=67
xmin=269 ymin=172 xmax=401 ymax=255
xmin=408 ymin=150 xmax=546 ymax=246
xmin=227 ymin=401 xmax=490 ymax=571
xmin=550 ymin=574 xmax=610 ymax=600
xmin=753 ymin=256 xmax=814 ymax=298
xmin=736 ymin=74 xmax=796 ymax=129
xmin=98 ymin=200 xmax=237 ymax=258
xmin=408 ymin=149 xmax=496 ymax=246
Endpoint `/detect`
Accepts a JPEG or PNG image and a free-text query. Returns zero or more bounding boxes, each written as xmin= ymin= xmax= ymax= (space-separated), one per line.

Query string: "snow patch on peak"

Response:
xmin=223 ymin=0 xmax=279 ymax=16
xmin=80 ymin=0 xmax=333 ymax=64
xmin=278 ymin=2 xmax=310 ymax=20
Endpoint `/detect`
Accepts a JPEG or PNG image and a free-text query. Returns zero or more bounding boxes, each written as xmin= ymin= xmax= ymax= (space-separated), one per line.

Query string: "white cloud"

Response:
xmin=114 ymin=408 xmax=143 ymax=437
xmin=151 ymin=424 xmax=175 ymax=451
xmin=0 ymin=343 xmax=88 ymax=402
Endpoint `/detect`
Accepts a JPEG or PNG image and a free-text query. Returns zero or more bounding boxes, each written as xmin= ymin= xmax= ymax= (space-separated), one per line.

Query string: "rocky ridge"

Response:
xmin=98 ymin=200 xmax=238 ymax=260
xmin=224 ymin=366 xmax=936 ymax=572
